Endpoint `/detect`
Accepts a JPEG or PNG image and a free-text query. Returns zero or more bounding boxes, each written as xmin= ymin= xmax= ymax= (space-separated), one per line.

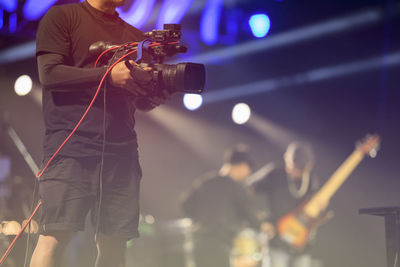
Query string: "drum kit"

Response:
xmin=127 ymin=217 xmax=271 ymax=267
xmin=231 ymin=228 xmax=271 ymax=267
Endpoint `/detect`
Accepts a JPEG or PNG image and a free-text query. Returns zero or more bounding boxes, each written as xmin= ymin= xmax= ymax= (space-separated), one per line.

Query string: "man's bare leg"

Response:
xmin=30 ymin=231 xmax=73 ymax=267
xmin=95 ymin=233 xmax=126 ymax=267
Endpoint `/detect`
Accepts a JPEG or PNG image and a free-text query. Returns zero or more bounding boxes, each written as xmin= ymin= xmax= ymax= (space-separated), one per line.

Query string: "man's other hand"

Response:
xmin=147 ymin=89 xmax=171 ymax=106
xmin=110 ymin=60 xmax=150 ymax=96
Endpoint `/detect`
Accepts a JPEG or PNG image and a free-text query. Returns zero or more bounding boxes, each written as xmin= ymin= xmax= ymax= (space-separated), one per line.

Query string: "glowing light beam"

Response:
xmin=200 ymin=0 xmax=224 ymax=46
xmin=0 ymin=8 xmax=3 ymax=29
xmin=0 ymin=0 xmax=17 ymax=12
xmin=0 ymin=41 xmax=36 ymax=64
xmin=8 ymin=12 xmax=17 ymax=33
xmin=156 ymin=0 xmax=194 ymax=29
xmin=23 ymin=0 xmax=57 ymax=20
xmin=118 ymin=0 xmax=156 ymax=29
xmin=202 ymin=51 xmax=400 ymax=104
xmin=182 ymin=9 xmax=382 ymax=63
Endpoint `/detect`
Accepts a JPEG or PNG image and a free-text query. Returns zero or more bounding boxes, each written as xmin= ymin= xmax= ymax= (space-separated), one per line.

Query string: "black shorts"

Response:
xmin=38 ymin=154 xmax=142 ymax=240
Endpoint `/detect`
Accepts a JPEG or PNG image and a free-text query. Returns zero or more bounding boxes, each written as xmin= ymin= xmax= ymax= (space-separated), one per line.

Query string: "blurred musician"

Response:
xmin=249 ymin=142 xmax=327 ymax=267
xmin=181 ymin=144 xmax=261 ymax=267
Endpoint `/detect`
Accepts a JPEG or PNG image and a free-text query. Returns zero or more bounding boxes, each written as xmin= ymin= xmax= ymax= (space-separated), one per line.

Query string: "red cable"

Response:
xmin=0 ymin=48 xmax=139 ymax=265
xmin=36 ymin=41 xmax=177 ymax=178
xmin=36 ymin=48 xmax=138 ymax=179
xmin=0 ymin=40 xmax=180 ymax=264
xmin=0 ymin=201 xmax=42 ymax=265
xmin=94 ymin=42 xmax=139 ymax=68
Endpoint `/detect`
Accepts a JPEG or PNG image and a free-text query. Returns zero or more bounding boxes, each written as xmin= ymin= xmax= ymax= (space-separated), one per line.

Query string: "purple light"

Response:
xmin=0 ymin=156 xmax=11 ymax=182
xmin=0 ymin=8 xmax=3 ymax=29
xmin=118 ymin=0 xmax=156 ymax=29
xmin=0 ymin=0 xmax=17 ymax=12
xmin=249 ymin=13 xmax=271 ymax=38
xmin=156 ymin=0 xmax=193 ymax=29
xmin=23 ymin=0 xmax=57 ymax=20
xmin=200 ymin=0 xmax=223 ymax=46
xmin=8 ymin=12 xmax=16 ymax=33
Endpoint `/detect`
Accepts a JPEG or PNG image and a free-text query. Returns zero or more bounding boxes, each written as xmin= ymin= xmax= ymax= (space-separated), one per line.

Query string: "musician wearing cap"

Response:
xmin=181 ymin=144 xmax=262 ymax=267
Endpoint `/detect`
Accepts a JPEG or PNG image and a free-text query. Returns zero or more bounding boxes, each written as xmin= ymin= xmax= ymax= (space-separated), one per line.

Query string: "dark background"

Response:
xmin=0 ymin=0 xmax=399 ymax=266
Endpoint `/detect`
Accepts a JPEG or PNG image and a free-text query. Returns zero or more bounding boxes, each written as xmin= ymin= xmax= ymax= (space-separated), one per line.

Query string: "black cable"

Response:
xmin=94 ymin=74 xmax=107 ymax=244
xmin=1 ymin=44 xmax=141 ymax=266
xmin=94 ymin=47 xmax=126 ymax=244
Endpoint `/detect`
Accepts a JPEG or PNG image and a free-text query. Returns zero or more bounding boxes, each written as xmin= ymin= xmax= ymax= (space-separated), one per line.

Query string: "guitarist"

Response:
xmin=250 ymin=142 xmax=327 ymax=267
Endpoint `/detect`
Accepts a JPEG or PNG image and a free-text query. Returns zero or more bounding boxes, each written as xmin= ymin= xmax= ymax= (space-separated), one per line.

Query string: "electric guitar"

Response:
xmin=276 ymin=134 xmax=380 ymax=250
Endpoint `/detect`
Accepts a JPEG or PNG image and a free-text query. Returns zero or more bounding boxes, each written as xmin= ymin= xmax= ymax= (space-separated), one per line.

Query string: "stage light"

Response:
xmin=0 ymin=0 xmax=17 ymax=12
xmin=23 ymin=219 xmax=39 ymax=234
xmin=156 ymin=0 xmax=193 ymax=29
xmin=14 ymin=75 xmax=32 ymax=96
xmin=200 ymin=0 xmax=223 ymax=46
xmin=249 ymin=13 xmax=271 ymax=38
xmin=118 ymin=0 xmax=156 ymax=29
xmin=0 ymin=156 xmax=11 ymax=182
xmin=232 ymin=103 xmax=251 ymax=125
xmin=144 ymin=215 xmax=155 ymax=224
xmin=172 ymin=9 xmax=381 ymax=64
xmin=183 ymin=93 xmax=203 ymax=111
xmin=2 ymin=221 xmax=21 ymax=236
xmin=0 ymin=9 xmax=3 ymax=30
xmin=23 ymin=0 xmax=57 ymax=20
xmin=8 ymin=12 xmax=16 ymax=33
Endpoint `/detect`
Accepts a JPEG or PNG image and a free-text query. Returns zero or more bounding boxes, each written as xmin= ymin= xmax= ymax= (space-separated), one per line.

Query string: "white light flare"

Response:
xmin=183 ymin=93 xmax=203 ymax=111
xmin=14 ymin=75 xmax=32 ymax=96
xmin=232 ymin=103 xmax=251 ymax=125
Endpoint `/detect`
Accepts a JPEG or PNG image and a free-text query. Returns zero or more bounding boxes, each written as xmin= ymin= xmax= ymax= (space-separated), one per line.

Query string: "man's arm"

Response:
xmin=38 ymin=52 xmax=152 ymax=97
xmin=36 ymin=6 xmax=149 ymax=96
xmin=37 ymin=53 xmax=107 ymax=90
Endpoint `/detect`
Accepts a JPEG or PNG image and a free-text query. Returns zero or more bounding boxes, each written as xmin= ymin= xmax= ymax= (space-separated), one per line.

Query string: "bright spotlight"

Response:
xmin=232 ymin=103 xmax=251 ymax=125
xmin=249 ymin=13 xmax=271 ymax=38
xmin=14 ymin=75 xmax=32 ymax=96
xmin=183 ymin=94 xmax=203 ymax=111
xmin=144 ymin=214 xmax=155 ymax=224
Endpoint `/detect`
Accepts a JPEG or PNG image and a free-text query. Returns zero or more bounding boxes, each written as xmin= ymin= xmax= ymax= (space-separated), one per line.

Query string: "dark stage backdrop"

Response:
xmin=0 ymin=0 xmax=399 ymax=266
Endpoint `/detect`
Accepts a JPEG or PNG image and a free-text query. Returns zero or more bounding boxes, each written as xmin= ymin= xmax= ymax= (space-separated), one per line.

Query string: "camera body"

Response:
xmin=144 ymin=24 xmax=182 ymax=43
xmin=138 ymin=24 xmax=205 ymax=95
xmin=89 ymin=24 xmax=205 ymax=110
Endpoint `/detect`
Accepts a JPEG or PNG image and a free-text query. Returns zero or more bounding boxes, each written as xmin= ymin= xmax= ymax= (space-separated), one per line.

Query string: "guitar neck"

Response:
xmin=304 ymin=149 xmax=365 ymax=218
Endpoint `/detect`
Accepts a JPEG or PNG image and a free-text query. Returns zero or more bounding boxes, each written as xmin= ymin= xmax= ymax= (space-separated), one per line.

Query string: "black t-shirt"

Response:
xmin=36 ymin=1 xmax=145 ymax=158
xmin=182 ymin=171 xmax=260 ymax=241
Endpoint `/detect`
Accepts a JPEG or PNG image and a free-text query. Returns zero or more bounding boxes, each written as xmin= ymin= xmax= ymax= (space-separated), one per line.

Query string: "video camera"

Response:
xmin=89 ymin=24 xmax=205 ymax=109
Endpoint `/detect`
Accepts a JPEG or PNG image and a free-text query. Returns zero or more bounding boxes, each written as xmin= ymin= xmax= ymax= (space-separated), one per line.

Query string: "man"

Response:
xmin=250 ymin=142 xmax=327 ymax=267
xmin=30 ymin=0 xmax=167 ymax=266
xmin=181 ymin=144 xmax=261 ymax=267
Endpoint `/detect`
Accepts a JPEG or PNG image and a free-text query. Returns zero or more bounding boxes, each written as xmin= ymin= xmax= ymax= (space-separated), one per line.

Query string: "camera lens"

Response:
xmin=159 ymin=63 xmax=205 ymax=93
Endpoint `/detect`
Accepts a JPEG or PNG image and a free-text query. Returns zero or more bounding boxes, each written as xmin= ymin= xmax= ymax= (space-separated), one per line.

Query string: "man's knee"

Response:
xmin=36 ymin=231 xmax=74 ymax=252
xmin=30 ymin=232 xmax=74 ymax=267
